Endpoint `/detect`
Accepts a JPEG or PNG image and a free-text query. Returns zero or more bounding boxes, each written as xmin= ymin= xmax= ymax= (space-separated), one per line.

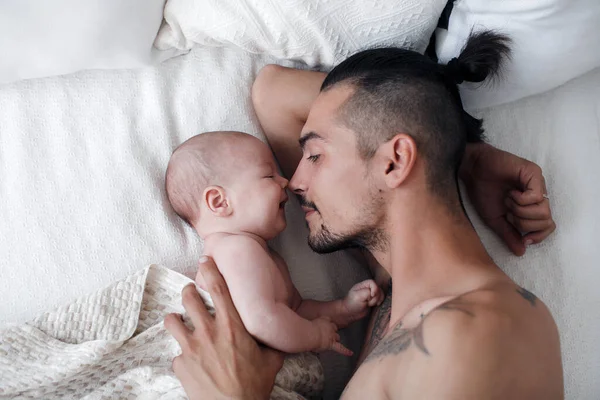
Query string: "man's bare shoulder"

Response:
xmin=381 ymin=284 xmax=563 ymax=399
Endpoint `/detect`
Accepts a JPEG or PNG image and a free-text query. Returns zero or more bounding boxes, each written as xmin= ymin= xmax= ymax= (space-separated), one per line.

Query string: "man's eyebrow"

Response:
xmin=299 ymin=132 xmax=324 ymax=150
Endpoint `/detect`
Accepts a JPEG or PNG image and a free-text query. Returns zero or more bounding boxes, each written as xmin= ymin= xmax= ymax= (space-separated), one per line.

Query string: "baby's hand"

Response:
xmin=313 ymin=317 xmax=353 ymax=356
xmin=343 ymin=279 xmax=385 ymax=321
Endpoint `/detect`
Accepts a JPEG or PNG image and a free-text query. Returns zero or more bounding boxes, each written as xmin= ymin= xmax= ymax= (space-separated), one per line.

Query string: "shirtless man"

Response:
xmin=165 ymin=31 xmax=562 ymax=399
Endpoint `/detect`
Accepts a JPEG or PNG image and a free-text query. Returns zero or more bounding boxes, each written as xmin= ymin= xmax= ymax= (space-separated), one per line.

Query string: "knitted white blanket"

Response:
xmin=0 ymin=265 xmax=323 ymax=399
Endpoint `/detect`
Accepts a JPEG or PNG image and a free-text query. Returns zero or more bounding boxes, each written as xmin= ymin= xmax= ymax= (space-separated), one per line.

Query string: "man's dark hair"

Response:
xmin=321 ymin=30 xmax=511 ymax=205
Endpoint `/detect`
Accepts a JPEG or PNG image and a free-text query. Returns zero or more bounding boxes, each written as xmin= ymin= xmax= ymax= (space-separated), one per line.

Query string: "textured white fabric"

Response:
xmin=0 ymin=46 xmax=369 ymax=399
xmin=0 ymin=264 xmax=324 ymax=399
xmin=0 ymin=0 xmax=182 ymax=85
xmin=462 ymin=67 xmax=600 ymax=400
xmin=435 ymin=0 xmax=600 ymax=109
xmin=154 ymin=0 xmax=447 ymax=68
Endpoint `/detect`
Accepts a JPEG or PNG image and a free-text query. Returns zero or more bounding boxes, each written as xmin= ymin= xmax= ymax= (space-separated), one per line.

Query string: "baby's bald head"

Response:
xmin=165 ymin=131 xmax=263 ymax=227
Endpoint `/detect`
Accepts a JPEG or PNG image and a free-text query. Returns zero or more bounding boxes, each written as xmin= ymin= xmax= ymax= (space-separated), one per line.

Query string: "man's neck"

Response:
xmin=370 ymin=199 xmax=500 ymax=327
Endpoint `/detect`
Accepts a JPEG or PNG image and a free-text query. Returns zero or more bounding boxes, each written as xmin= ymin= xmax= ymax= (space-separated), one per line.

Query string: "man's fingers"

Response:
xmin=331 ymin=342 xmax=354 ymax=357
xmin=182 ymin=284 xmax=212 ymax=330
xmin=487 ymin=216 xmax=526 ymax=256
xmin=510 ymin=161 xmax=546 ymax=205
xmin=165 ymin=313 xmax=191 ymax=350
xmin=171 ymin=354 xmax=184 ymax=377
xmin=522 ymin=222 xmax=557 ymax=245
xmin=197 ymin=256 xmax=244 ymax=326
xmin=505 ymin=197 xmax=551 ymax=220
xmin=510 ymin=188 xmax=547 ymax=206
xmin=507 ymin=213 xmax=554 ymax=234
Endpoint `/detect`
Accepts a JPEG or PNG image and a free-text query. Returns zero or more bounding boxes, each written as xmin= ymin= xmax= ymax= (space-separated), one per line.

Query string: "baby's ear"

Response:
xmin=204 ymin=186 xmax=232 ymax=217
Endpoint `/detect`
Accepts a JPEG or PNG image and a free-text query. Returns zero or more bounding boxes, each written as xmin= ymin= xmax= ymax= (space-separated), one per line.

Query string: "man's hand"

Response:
xmin=343 ymin=279 xmax=384 ymax=321
xmin=460 ymin=143 xmax=556 ymax=256
xmin=164 ymin=256 xmax=284 ymax=400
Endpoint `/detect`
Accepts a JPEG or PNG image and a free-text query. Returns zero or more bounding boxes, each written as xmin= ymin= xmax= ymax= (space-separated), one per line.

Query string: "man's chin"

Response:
xmin=307 ymin=232 xmax=358 ymax=254
xmin=307 ymin=224 xmax=387 ymax=254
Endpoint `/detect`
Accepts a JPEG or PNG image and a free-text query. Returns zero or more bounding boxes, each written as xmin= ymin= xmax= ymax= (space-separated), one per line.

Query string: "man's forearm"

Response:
xmin=252 ymin=65 xmax=326 ymax=178
xmin=459 ymin=142 xmax=486 ymax=183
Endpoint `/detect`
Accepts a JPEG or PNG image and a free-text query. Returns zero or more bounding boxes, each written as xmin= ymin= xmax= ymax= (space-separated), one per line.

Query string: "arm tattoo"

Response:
xmin=363 ymin=300 xmax=474 ymax=364
xmin=516 ymin=287 xmax=537 ymax=306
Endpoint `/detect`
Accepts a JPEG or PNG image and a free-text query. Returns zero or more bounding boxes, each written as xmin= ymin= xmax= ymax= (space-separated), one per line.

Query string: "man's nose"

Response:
xmin=289 ymin=171 xmax=305 ymax=194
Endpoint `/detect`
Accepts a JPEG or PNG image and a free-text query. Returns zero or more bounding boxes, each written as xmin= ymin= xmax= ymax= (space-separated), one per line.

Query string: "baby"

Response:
xmin=165 ymin=131 xmax=383 ymax=355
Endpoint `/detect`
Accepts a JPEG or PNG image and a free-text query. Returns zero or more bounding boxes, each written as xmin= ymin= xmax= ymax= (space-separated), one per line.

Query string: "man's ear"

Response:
xmin=381 ymin=133 xmax=418 ymax=189
xmin=203 ymin=186 xmax=232 ymax=217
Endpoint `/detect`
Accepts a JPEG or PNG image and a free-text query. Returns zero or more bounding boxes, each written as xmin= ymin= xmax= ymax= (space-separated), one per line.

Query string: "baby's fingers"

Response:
xmin=331 ymin=341 xmax=353 ymax=357
xmin=367 ymin=295 xmax=379 ymax=307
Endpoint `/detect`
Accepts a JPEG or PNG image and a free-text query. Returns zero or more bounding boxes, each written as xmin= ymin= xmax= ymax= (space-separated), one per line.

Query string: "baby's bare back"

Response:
xmin=198 ymin=233 xmax=295 ymax=308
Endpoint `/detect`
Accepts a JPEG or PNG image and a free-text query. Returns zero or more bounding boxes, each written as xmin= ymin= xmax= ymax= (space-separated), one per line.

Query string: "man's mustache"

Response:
xmin=297 ymin=196 xmax=319 ymax=212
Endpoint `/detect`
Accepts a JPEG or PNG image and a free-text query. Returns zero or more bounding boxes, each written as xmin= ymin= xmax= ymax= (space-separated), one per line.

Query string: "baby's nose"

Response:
xmin=279 ymin=175 xmax=289 ymax=188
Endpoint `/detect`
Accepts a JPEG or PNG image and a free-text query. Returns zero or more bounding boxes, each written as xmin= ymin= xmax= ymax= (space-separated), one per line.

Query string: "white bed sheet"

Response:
xmin=0 ymin=46 xmax=370 ymax=399
xmin=465 ymin=67 xmax=600 ymax=400
xmin=0 ymin=47 xmax=598 ymax=398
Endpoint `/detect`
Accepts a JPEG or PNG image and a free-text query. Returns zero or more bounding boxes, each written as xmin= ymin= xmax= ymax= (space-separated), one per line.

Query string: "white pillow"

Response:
xmin=154 ymin=0 xmax=447 ymax=67
xmin=0 ymin=0 xmax=182 ymax=85
xmin=435 ymin=0 xmax=600 ymax=110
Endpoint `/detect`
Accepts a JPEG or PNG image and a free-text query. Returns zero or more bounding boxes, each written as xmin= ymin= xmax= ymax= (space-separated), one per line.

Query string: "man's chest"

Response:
xmin=356 ymin=280 xmax=393 ymax=365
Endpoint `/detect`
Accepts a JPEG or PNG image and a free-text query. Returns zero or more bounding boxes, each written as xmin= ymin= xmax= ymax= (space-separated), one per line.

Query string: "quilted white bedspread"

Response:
xmin=0 ymin=264 xmax=324 ymax=399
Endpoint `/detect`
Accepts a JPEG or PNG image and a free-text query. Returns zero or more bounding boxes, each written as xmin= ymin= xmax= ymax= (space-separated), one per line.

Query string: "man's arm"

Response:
xmin=252 ymin=65 xmax=326 ymax=179
xmin=211 ymin=236 xmax=350 ymax=355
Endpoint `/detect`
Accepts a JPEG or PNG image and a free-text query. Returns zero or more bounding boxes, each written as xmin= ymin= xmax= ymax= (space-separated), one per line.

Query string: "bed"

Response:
xmin=1 ymin=0 xmax=599 ymax=398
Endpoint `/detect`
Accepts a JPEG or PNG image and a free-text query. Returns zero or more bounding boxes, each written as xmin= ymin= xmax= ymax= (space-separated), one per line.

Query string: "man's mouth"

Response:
xmin=301 ymin=206 xmax=316 ymax=216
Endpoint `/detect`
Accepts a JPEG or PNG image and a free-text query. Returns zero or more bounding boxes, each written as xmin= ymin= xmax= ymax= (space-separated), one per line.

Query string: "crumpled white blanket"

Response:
xmin=0 ymin=264 xmax=324 ymax=399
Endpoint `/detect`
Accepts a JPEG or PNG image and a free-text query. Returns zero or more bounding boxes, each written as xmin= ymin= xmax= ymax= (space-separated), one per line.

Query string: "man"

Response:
xmin=165 ymin=32 xmax=562 ymax=399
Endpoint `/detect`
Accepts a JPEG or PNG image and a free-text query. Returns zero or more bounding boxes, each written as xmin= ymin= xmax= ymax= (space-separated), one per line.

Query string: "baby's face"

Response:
xmin=227 ymin=140 xmax=289 ymax=240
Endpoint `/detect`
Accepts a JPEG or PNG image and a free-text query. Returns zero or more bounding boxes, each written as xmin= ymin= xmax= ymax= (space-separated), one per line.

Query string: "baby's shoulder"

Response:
xmin=206 ymin=233 xmax=268 ymax=259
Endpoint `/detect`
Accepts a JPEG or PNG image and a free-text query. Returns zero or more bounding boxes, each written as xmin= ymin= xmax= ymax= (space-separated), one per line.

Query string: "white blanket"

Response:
xmin=0 ymin=264 xmax=324 ymax=399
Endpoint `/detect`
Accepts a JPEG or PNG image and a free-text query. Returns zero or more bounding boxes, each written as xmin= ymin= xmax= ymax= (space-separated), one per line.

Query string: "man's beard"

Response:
xmin=299 ymin=195 xmax=387 ymax=254
xmin=308 ymin=222 xmax=387 ymax=254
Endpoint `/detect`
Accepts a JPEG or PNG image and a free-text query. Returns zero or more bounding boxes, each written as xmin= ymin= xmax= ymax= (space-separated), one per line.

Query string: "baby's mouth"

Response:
xmin=279 ymin=197 xmax=288 ymax=209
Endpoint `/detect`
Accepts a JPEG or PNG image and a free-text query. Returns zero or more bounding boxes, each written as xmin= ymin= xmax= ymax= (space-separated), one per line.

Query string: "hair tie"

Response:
xmin=446 ymin=57 xmax=464 ymax=84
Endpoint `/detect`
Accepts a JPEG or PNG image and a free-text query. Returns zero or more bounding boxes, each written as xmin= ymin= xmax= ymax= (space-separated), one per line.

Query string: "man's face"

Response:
xmin=289 ymin=85 xmax=386 ymax=254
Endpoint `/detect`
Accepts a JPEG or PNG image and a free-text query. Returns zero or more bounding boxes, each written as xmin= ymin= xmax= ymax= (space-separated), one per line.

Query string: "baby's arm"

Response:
xmin=295 ymin=280 xmax=385 ymax=329
xmin=208 ymin=236 xmax=351 ymax=355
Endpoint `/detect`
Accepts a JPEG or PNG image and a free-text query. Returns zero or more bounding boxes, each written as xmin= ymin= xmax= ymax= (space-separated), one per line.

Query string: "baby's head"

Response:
xmin=165 ymin=131 xmax=289 ymax=240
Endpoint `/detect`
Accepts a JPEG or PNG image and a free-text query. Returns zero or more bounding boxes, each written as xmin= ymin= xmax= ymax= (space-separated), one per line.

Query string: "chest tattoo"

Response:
xmin=364 ymin=279 xmax=392 ymax=355
xmin=363 ymin=296 xmax=475 ymax=364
